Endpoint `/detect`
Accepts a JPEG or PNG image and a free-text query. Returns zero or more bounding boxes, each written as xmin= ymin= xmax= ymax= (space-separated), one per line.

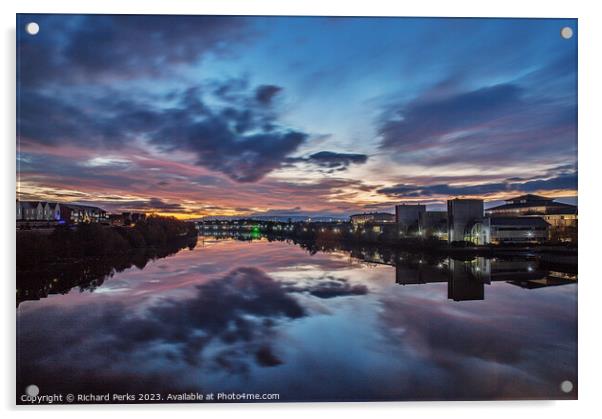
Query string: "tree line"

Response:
xmin=17 ymin=215 xmax=197 ymax=269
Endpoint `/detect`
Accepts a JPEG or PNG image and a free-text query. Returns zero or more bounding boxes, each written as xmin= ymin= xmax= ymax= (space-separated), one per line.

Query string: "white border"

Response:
xmin=3 ymin=1 xmax=601 ymax=418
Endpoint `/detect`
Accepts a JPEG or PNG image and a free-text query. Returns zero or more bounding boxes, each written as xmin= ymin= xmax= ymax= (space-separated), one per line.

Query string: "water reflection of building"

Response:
xmin=447 ymin=259 xmax=485 ymax=301
xmin=395 ymin=257 xmax=447 ymax=285
xmin=508 ymin=271 xmax=579 ymax=289
xmin=394 ymin=256 xmax=576 ymax=302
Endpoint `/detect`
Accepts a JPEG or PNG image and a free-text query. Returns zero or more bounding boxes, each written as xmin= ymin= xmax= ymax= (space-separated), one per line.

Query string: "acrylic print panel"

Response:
xmin=16 ymin=14 xmax=577 ymax=404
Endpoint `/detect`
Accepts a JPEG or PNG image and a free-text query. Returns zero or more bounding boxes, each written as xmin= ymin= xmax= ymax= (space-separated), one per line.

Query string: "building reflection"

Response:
xmin=447 ymin=259 xmax=485 ymax=301
xmin=282 ymin=236 xmax=577 ymax=302
xmin=391 ymin=255 xmax=576 ymax=301
xmin=18 ymin=231 xmax=578 ymax=307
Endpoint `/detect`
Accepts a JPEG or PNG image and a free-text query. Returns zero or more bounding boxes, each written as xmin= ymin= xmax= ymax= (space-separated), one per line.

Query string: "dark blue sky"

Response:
xmin=16 ymin=15 xmax=577 ymax=217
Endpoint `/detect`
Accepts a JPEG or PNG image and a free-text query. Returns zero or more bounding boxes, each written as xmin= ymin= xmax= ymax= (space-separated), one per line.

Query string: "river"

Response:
xmin=16 ymin=237 xmax=577 ymax=402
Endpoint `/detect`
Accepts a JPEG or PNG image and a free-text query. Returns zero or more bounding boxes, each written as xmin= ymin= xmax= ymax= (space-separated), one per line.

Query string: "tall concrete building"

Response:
xmin=447 ymin=199 xmax=483 ymax=243
xmin=418 ymin=211 xmax=447 ymax=237
xmin=395 ymin=204 xmax=426 ymax=233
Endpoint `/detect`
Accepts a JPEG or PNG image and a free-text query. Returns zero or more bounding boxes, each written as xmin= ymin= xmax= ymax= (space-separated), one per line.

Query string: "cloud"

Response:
xmin=18 ymin=89 xmax=124 ymax=147
xmin=18 ymin=15 xmax=308 ymax=184
xmin=17 ymin=267 xmax=307 ymax=392
xmin=18 ymin=14 xmax=248 ymax=85
xmin=284 ymin=277 xmax=369 ymax=299
xmin=58 ymin=197 xmax=189 ymax=214
xmin=377 ymin=173 xmax=577 ymax=198
xmin=17 ymin=147 xmax=378 ymax=217
xmin=250 ymin=206 xmax=304 ymax=216
xmin=287 ymin=151 xmax=368 ymax=172
xmin=130 ymin=198 xmax=186 ymax=213
xmin=376 ymin=284 xmax=577 ymax=399
xmin=18 ymin=267 xmax=371 ymax=392
xmin=378 ymin=83 xmax=576 ymax=167
xmin=381 ymin=84 xmax=522 ymax=148
xmin=255 ymin=346 xmax=283 ymax=367
xmin=81 ymin=156 xmax=131 ymax=168
xmin=255 ymin=85 xmax=283 ymax=105
xmin=19 ymin=80 xmax=309 ymax=182
xmin=306 ymin=151 xmax=368 ymax=168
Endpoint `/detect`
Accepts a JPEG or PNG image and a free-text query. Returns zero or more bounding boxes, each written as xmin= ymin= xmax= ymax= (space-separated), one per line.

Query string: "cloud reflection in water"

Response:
xmin=17 ymin=239 xmax=576 ymax=401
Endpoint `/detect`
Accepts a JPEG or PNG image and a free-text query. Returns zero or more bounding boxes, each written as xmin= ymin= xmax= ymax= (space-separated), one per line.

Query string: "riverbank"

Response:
xmin=16 ymin=216 xmax=198 ymax=306
xmin=17 ymin=215 xmax=197 ymax=269
xmin=17 ymin=238 xmax=197 ymax=306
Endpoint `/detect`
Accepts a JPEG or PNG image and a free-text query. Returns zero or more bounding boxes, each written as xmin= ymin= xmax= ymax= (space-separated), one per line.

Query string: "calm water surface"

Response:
xmin=17 ymin=238 xmax=577 ymax=401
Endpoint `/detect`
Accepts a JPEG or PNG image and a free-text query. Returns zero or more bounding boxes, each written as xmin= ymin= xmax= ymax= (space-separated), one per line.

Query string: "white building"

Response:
xmin=17 ymin=201 xmax=61 ymax=221
xmin=469 ymin=217 xmax=549 ymax=245
xmin=18 ymin=201 xmax=43 ymax=220
xmin=16 ymin=201 xmax=104 ymax=224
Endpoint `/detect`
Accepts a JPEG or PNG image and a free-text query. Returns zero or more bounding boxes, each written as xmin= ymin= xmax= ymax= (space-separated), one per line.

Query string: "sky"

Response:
xmin=16 ymin=15 xmax=578 ymax=219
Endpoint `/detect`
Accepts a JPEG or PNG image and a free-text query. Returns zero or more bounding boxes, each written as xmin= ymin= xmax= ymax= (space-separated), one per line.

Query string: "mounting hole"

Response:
xmin=560 ymin=26 xmax=573 ymax=40
xmin=25 ymin=384 xmax=39 ymax=397
xmin=560 ymin=380 xmax=573 ymax=393
xmin=26 ymin=22 xmax=39 ymax=36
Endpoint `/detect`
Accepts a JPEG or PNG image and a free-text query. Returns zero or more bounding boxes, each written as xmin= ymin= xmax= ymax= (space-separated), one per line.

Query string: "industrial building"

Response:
xmin=447 ymin=199 xmax=484 ymax=243
xmin=485 ymin=194 xmax=577 ymax=242
xmin=346 ymin=194 xmax=576 ymax=245
xmin=418 ymin=210 xmax=447 ymax=238
xmin=395 ymin=204 xmax=425 ymax=233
